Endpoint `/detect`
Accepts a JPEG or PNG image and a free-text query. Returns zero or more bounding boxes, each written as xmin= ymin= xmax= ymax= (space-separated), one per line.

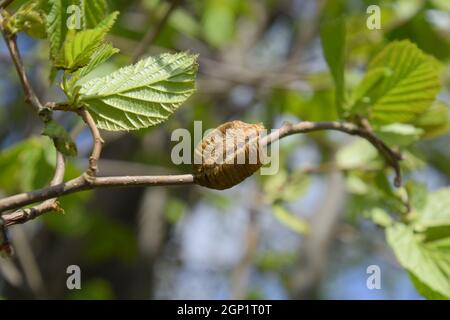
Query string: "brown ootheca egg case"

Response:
xmin=193 ymin=121 xmax=266 ymax=190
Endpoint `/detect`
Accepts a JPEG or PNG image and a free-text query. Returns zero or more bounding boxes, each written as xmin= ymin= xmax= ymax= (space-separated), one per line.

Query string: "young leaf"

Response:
xmin=55 ymin=28 xmax=107 ymax=71
xmin=386 ymin=223 xmax=450 ymax=299
xmin=54 ymin=11 xmax=119 ymax=71
xmin=73 ymin=42 xmax=120 ymax=80
xmin=320 ymin=17 xmax=346 ymax=117
xmin=8 ymin=0 xmax=48 ymax=38
xmin=43 ymin=120 xmax=78 ymax=156
xmin=355 ymin=40 xmax=442 ymax=124
xmin=80 ymin=0 xmax=108 ymax=29
xmin=47 ymin=0 xmax=74 ymax=60
xmin=78 ymin=52 xmax=198 ymax=131
xmin=348 ymin=67 xmax=390 ymax=116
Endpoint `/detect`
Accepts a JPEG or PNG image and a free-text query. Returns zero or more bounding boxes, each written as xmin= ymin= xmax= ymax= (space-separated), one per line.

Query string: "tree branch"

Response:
xmin=0 ymin=174 xmax=195 ymax=220
xmin=261 ymin=121 xmax=402 ymax=186
xmin=0 ymin=120 xmax=402 ymax=227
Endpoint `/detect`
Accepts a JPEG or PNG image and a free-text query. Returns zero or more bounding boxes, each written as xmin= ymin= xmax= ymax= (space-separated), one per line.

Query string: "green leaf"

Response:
xmin=409 ymin=272 xmax=449 ymax=300
xmin=78 ymin=52 xmax=198 ymax=131
xmin=386 ymin=223 xmax=450 ymax=299
xmin=414 ymin=188 xmax=450 ymax=234
xmin=55 ymin=28 xmax=106 ymax=71
xmin=349 ymin=67 xmax=391 ymax=115
xmin=320 ymin=17 xmax=346 ymax=117
xmin=43 ymin=120 xmax=78 ymax=156
xmin=80 ymin=0 xmax=107 ymax=29
xmin=414 ymin=102 xmax=450 ymax=139
xmin=374 ymin=123 xmax=424 ymax=146
xmin=356 ymin=40 xmax=442 ymax=124
xmin=0 ymin=138 xmax=55 ymax=193
xmin=47 ymin=0 xmax=74 ymax=60
xmin=272 ymin=205 xmax=309 ymax=235
xmin=55 ymin=12 xmax=119 ymax=71
xmin=9 ymin=0 xmax=48 ymax=38
xmin=72 ymin=42 xmax=119 ymax=81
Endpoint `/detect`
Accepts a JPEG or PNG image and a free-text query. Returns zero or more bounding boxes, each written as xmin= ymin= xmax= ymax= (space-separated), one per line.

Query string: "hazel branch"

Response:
xmin=0 ymin=120 xmax=403 ymax=227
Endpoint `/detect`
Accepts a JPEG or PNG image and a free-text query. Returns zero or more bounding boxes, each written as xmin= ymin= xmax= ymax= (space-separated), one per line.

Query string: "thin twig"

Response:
xmin=261 ymin=121 xmax=403 ymax=187
xmin=0 ymin=120 xmax=402 ymax=226
xmin=0 ymin=174 xmax=195 ymax=225
xmin=132 ymin=0 xmax=181 ymax=62
xmin=77 ymin=108 xmax=104 ymax=176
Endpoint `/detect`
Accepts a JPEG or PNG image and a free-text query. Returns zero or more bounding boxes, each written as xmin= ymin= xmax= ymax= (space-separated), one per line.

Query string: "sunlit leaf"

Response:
xmin=355 ymin=40 xmax=442 ymax=124
xmin=387 ymin=223 xmax=450 ymax=299
xmin=81 ymin=0 xmax=108 ymax=29
xmin=9 ymin=0 xmax=48 ymax=38
xmin=55 ymin=12 xmax=119 ymax=71
xmin=78 ymin=52 xmax=198 ymax=131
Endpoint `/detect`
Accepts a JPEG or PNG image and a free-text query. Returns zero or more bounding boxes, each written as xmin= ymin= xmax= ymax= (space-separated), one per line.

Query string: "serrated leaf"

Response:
xmin=78 ymin=52 xmax=198 ymax=131
xmin=357 ymin=40 xmax=442 ymax=124
xmin=55 ymin=28 xmax=106 ymax=71
xmin=95 ymin=11 xmax=119 ymax=31
xmin=55 ymin=12 xmax=119 ymax=71
xmin=43 ymin=120 xmax=78 ymax=156
xmin=72 ymin=42 xmax=119 ymax=80
xmin=272 ymin=205 xmax=309 ymax=235
xmin=47 ymin=0 xmax=75 ymax=60
xmin=387 ymin=223 xmax=450 ymax=299
xmin=81 ymin=0 xmax=107 ymax=29
xmin=320 ymin=17 xmax=346 ymax=117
